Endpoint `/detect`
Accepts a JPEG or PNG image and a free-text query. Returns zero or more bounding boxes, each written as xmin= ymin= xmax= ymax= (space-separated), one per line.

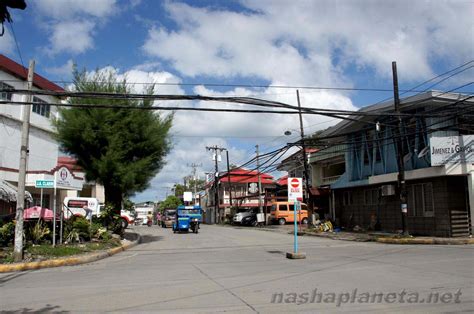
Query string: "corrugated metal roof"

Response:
xmin=0 ymin=180 xmax=33 ymax=202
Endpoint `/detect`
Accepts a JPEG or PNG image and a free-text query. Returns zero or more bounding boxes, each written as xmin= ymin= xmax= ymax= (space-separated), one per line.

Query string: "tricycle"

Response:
xmin=172 ymin=205 xmax=202 ymax=233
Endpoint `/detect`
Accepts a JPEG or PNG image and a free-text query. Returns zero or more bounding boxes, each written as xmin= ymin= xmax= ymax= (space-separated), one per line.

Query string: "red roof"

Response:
xmin=276 ymin=175 xmax=288 ymax=186
xmin=218 ymin=168 xmax=275 ymax=184
xmin=0 ymin=54 xmax=64 ymax=91
xmin=57 ymin=156 xmax=83 ymax=172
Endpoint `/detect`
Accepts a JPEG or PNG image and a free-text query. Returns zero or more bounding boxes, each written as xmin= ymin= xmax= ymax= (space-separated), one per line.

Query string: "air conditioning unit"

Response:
xmin=381 ymin=184 xmax=396 ymax=196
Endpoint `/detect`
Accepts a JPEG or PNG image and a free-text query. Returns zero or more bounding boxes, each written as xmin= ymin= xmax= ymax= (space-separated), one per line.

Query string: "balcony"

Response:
xmin=321 ymin=175 xmax=341 ymax=185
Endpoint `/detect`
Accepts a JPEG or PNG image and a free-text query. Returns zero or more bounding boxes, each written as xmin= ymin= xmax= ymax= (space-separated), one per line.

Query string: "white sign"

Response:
xmin=430 ymin=135 xmax=473 ymax=166
xmin=183 ymin=191 xmax=193 ymax=202
xmin=248 ymin=182 xmax=258 ymax=194
xmin=288 ymin=177 xmax=303 ymax=201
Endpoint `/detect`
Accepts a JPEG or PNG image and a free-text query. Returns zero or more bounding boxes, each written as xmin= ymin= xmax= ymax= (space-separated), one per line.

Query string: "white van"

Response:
xmin=63 ymin=197 xmax=134 ymax=228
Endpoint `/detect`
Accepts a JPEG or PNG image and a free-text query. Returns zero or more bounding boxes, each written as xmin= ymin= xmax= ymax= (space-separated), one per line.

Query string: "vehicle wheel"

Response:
xmin=121 ymin=218 xmax=129 ymax=229
xmin=278 ymin=218 xmax=286 ymax=225
xmin=302 ymin=218 xmax=308 ymax=224
xmin=251 ymin=219 xmax=258 ymax=227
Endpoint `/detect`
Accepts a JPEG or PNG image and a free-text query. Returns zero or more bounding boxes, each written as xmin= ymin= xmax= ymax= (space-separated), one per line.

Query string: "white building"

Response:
xmin=0 ymin=54 xmax=85 ymax=217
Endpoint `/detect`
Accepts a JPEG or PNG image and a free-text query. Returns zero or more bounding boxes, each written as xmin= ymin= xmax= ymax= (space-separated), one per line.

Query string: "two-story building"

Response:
xmin=205 ymin=168 xmax=276 ymax=224
xmin=0 ymin=54 xmax=87 ymax=218
xmin=317 ymin=91 xmax=473 ymax=237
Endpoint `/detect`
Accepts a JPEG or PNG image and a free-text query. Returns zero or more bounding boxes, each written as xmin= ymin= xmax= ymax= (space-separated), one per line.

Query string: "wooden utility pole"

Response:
xmin=13 ymin=59 xmax=35 ymax=262
xmin=392 ymin=61 xmax=408 ymax=235
xmin=225 ymin=150 xmax=232 ymax=210
xmin=256 ymin=145 xmax=263 ymax=214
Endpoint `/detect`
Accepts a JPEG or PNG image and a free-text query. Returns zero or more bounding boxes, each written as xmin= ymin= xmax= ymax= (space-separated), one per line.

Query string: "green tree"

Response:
xmin=187 ymin=178 xmax=206 ymax=191
xmin=159 ymin=195 xmax=182 ymax=211
xmin=55 ymin=68 xmax=173 ymax=211
xmin=173 ymin=184 xmax=186 ymax=198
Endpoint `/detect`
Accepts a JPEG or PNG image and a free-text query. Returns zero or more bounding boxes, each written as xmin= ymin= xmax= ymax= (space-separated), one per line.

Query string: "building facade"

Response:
xmin=318 ymin=91 xmax=473 ymax=236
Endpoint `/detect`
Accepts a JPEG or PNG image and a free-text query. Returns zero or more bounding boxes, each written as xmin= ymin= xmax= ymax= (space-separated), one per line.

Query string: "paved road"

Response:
xmin=0 ymin=225 xmax=473 ymax=313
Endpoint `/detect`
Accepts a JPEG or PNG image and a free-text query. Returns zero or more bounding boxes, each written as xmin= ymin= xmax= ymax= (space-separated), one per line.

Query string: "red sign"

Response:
xmin=290 ymin=178 xmax=300 ymax=188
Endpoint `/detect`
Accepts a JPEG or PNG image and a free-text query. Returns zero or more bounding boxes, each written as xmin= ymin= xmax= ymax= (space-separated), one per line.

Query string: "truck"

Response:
xmin=63 ymin=197 xmax=134 ymax=228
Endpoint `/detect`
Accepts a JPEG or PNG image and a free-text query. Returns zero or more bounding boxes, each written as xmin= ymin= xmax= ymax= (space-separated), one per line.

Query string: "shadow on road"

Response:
xmin=140 ymin=235 xmax=164 ymax=243
xmin=1 ymin=304 xmax=67 ymax=313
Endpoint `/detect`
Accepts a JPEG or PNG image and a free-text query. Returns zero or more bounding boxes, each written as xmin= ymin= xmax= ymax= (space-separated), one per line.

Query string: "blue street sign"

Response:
xmin=35 ymin=180 xmax=54 ymax=188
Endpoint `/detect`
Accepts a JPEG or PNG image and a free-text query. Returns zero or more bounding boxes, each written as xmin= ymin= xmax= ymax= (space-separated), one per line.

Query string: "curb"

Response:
xmin=0 ymin=232 xmax=141 ymax=273
xmin=217 ymin=224 xmax=474 ymax=245
xmin=375 ymin=237 xmax=474 ymax=245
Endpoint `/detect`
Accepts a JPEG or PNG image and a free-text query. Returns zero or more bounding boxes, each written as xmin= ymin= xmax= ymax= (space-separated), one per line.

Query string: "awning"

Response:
xmin=309 ymin=187 xmax=330 ymax=196
xmin=0 ymin=180 xmax=33 ymax=203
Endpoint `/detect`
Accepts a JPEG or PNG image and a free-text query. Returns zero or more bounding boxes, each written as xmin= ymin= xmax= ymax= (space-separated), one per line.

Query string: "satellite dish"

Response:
xmin=403 ymin=152 xmax=413 ymax=164
xmin=417 ymin=146 xmax=429 ymax=158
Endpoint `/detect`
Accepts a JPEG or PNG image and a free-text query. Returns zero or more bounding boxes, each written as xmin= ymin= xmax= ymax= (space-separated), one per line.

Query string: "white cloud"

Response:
xmin=34 ymin=0 xmax=118 ymax=55
xmin=34 ymin=0 xmax=117 ymax=19
xmin=45 ymin=59 xmax=74 ymax=77
xmin=46 ymin=20 xmax=95 ymax=55
xmin=143 ymin=1 xmax=473 ymax=83
xmin=0 ymin=30 xmax=14 ymax=55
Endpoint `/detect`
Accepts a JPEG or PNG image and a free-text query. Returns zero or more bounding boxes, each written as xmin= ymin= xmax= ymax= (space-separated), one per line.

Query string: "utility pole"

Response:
xmin=188 ymin=163 xmax=202 ymax=205
xmin=206 ymin=145 xmax=225 ymax=223
xmin=256 ymin=145 xmax=263 ymax=214
xmin=392 ymin=61 xmax=408 ymax=235
xmin=13 ymin=59 xmax=35 ymax=262
xmin=296 ymin=90 xmax=312 ymax=222
xmin=225 ymin=150 xmax=232 ymax=210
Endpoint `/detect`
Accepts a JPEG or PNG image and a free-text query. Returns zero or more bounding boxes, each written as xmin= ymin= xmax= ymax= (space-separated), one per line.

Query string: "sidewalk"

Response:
xmin=227 ymin=223 xmax=474 ymax=245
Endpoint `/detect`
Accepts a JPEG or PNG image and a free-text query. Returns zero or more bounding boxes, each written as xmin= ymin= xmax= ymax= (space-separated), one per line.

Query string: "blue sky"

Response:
xmin=1 ymin=0 xmax=472 ymax=202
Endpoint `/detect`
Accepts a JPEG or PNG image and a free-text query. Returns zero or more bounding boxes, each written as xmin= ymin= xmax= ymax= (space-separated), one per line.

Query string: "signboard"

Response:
xmin=183 ymin=191 xmax=193 ymax=202
xmin=35 ymin=180 xmax=54 ymax=188
xmin=288 ymin=177 xmax=303 ymax=201
xmin=248 ymin=182 xmax=259 ymax=194
xmin=430 ymin=135 xmax=473 ymax=166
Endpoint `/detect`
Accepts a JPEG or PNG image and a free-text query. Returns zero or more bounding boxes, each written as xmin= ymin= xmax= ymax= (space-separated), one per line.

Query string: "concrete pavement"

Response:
xmin=0 ymin=224 xmax=472 ymax=313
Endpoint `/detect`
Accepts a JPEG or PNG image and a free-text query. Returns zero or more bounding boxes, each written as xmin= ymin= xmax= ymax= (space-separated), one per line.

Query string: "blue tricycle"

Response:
xmin=172 ymin=205 xmax=202 ymax=233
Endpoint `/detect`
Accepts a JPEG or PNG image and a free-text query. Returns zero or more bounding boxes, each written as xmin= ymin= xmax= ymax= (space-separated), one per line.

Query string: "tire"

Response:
xmin=278 ymin=218 xmax=286 ymax=225
xmin=302 ymin=218 xmax=308 ymax=224
xmin=251 ymin=219 xmax=258 ymax=227
xmin=121 ymin=218 xmax=129 ymax=229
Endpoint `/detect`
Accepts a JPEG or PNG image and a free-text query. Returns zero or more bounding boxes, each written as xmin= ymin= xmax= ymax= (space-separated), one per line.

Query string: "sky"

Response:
xmin=0 ymin=0 xmax=472 ymax=202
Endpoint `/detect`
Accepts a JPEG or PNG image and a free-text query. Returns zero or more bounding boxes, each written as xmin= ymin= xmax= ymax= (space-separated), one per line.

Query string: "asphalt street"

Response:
xmin=0 ymin=224 xmax=473 ymax=313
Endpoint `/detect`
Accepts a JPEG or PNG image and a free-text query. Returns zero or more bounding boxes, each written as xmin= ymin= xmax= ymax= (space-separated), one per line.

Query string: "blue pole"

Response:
xmin=294 ymin=200 xmax=298 ymax=253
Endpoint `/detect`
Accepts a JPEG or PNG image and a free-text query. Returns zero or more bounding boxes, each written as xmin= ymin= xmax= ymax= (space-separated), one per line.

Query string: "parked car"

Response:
xmin=162 ymin=209 xmax=176 ymax=228
xmin=270 ymin=201 xmax=308 ymax=225
xmin=233 ymin=208 xmax=258 ymax=225
xmin=241 ymin=211 xmax=259 ymax=226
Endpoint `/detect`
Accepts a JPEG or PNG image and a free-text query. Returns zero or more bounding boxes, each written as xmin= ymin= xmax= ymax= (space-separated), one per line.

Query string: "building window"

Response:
xmin=343 ymin=191 xmax=353 ymax=206
xmin=0 ymin=81 xmax=13 ymax=101
xmin=364 ymin=189 xmax=379 ymax=205
xmin=408 ymin=183 xmax=434 ymax=217
xmin=32 ymin=96 xmax=50 ymax=118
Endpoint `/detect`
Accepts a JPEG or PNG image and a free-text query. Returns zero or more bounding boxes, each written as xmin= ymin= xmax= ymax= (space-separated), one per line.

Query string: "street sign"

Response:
xmin=288 ymin=177 xmax=302 ymax=201
xmin=35 ymin=180 xmax=54 ymax=188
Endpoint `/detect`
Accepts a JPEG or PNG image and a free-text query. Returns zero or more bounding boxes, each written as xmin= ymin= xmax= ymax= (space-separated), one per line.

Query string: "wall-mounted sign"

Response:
xmin=430 ymin=135 xmax=473 ymax=166
xmin=248 ymin=182 xmax=258 ymax=194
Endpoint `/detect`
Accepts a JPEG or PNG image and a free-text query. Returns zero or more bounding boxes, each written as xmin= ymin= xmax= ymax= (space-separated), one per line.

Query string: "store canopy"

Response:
xmin=0 ymin=180 xmax=33 ymax=203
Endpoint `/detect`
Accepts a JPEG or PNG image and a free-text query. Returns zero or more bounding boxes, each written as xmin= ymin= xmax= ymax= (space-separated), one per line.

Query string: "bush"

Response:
xmin=0 ymin=222 xmax=15 ymax=247
xmin=97 ymin=204 xmax=124 ymax=237
xmin=27 ymin=221 xmax=50 ymax=244
xmin=64 ymin=216 xmax=91 ymax=243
